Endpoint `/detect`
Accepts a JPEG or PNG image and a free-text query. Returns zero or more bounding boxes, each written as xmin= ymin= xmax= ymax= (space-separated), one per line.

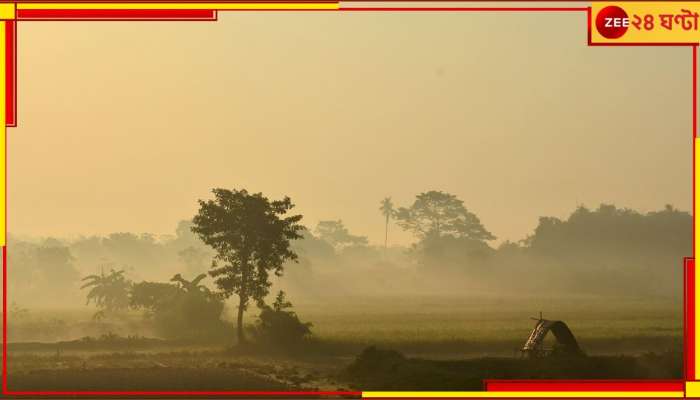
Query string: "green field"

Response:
xmin=293 ymin=295 xmax=683 ymax=355
xmin=8 ymin=295 xmax=683 ymax=354
xmin=3 ymin=295 xmax=683 ymax=391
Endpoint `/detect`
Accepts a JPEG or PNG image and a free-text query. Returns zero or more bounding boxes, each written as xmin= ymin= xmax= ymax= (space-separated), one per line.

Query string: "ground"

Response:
xmin=3 ymin=295 xmax=683 ymax=391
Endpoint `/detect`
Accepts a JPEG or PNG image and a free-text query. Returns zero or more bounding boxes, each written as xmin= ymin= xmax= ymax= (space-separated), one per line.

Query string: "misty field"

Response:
xmin=299 ymin=296 xmax=682 ymax=356
xmin=2 ymin=198 xmax=690 ymax=390
xmin=4 ymin=295 xmax=683 ymax=391
xmin=8 ymin=295 xmax=683 ymax=355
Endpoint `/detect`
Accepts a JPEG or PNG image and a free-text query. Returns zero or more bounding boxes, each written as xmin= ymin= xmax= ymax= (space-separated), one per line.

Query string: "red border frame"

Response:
xmin=1 ymin=4 xmax=694 ymax=397
xmin=16 ymin=9 xmax=218 ymax=20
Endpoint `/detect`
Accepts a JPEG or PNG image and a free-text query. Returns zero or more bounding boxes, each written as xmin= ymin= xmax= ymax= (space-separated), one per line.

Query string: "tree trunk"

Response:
xmin=236 ymin=294 xmax=246 ymax=345
xmin=236 ymin=259 xmax=250 ymax=345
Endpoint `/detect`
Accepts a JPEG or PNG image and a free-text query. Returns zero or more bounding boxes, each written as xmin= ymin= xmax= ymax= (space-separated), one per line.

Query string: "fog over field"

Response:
xmin=2 ymin=11 xmax=691 ymax=391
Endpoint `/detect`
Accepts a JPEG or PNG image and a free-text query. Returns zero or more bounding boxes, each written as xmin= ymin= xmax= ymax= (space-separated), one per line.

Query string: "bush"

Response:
xmin=250 ymin=291 xmax=312 ymax=349
xmin=130 ymin=274 xmax=231 ymax=341
xmin=346 ymin=346 xmax=406 ymax=377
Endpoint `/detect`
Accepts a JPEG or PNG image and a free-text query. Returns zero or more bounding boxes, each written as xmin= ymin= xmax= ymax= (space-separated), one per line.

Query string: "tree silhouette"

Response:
xmin=315 ymin=220 xmax=368 ymax=251
xmin=130 ymin=274 xmax=227 ymax=340
xmin=252 ymin=290 xmax=312 ymax=348
xmin=379 ymin=197 xmax=395 ymax=250
xmin=81 ymin=268 xmax=132 ymax=319
xmin=191 ymin=188 xmax=304 ymax=345
xmin=395 ymin=191 xmax=495 ymax=242
xmin=170 ymin=273 xmax=208 ymax=293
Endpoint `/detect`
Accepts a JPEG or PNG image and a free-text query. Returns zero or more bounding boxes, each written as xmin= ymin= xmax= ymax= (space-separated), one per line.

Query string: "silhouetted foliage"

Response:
xmin=130 ymin=274 xmax=229 ymax=341
xmin=293 ymin=228 xmax=336 ymax=260
xmin=395 ymin=191 xmax=495 ymax=241
xmin=379 ymin=197 xmax=395 ymax=250
xmin=416 ymin=234 xmax=495 ymax=272
xmin=81 ymin=269 xmax=132 ymax=320
xmin=250 ymin=291 xmax=312 ymax=349
xmin=191 ymin=188 xmax=305 ymax=344
xmin=9 ymin=240 xmax=80 ymax=305
xmin=129 ymin=281 xmax=180 ymax=312
xmin=8 ymin=197 xmax=692 ymax=308
xmin=513 ymin=203 xmax=691 ymax=296
xmin=315 ymin=220 xmax=368 ymax=250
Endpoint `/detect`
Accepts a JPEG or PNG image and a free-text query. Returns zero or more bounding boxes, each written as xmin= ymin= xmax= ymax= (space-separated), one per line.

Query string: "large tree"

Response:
xmin=191 ymin=188 xmax=304 ymax=344
xmin=315 ymin=220 xmax=368 ymax=251
xmin=394 ymin=190 xmax=495 ymax=242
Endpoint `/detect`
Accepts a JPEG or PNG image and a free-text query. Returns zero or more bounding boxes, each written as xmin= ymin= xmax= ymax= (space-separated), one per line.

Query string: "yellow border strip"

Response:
xmin=687 ymin=380 xmax=700 ymax=397
xmin=0 ymin=4 xmax=15 ymax=19
xmin=362 ymin=391 xmax=684 ymax=398
xmin=17 ymin=3 xmax=337 ymax=10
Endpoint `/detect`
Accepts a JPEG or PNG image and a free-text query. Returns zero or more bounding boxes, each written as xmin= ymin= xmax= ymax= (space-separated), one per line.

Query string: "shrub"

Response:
xmin=250 ymin=291 xmax=312 ymax=349
xmin=130 ymin=274 xmax=231 ymax=341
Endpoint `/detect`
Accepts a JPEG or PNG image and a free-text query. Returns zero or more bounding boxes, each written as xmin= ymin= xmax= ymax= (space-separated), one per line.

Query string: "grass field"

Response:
xmin=294 ymin=294 xmax=683 ymax=356
xmin=3 ymin=295 xmax=683 ymax=391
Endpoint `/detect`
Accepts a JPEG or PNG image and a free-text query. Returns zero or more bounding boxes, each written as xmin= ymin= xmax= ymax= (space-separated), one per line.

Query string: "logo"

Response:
xmin=596 ymin=5 xmax=630 ymax=39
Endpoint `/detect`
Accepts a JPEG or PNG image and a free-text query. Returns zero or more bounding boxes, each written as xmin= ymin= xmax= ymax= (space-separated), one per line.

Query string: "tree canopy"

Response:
xmin=191 ymin=188 xmax=305 ymax=344
xmin=315 ymin=220 xmax=368 ymax=250
xmin=81 ymin=268 xmax=132 ymax=319
xmin=394 ymin=191 xmax=495 ymax=242
xmin=130 ymin=273 xmax=228 ymax=340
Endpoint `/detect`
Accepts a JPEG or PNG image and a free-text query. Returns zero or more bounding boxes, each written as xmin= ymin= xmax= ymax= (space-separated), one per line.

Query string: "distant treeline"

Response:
xmin=7 ymin=197 xmax=690 ymax=307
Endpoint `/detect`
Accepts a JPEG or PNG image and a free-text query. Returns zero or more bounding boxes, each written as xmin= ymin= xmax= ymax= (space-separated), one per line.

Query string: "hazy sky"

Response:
xmin=9 ymin=10 xmax=692 ymax=245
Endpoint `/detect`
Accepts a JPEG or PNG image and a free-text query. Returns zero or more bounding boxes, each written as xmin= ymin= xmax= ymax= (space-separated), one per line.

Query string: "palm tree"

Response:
xmin=379 ymin=197 xmax=395 ymax=250
xmin=81 ymin=268 xmax=132 ymax=319
xmin=170 ymin=273 xmax=208 ymax=293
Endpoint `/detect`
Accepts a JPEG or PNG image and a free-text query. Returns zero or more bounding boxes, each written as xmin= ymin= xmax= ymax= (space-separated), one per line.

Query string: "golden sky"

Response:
xmin=8 ymin=10 xmax=693 ymax=245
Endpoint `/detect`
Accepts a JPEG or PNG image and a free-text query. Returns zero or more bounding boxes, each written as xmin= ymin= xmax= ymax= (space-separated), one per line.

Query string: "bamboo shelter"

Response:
xmin=521 ymin=314 xmax=584 ymax=358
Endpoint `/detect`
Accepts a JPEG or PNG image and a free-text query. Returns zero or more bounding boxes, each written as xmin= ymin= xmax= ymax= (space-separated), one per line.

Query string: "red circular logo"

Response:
xmin=596 ymin=6 xmax=629 ymax=39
